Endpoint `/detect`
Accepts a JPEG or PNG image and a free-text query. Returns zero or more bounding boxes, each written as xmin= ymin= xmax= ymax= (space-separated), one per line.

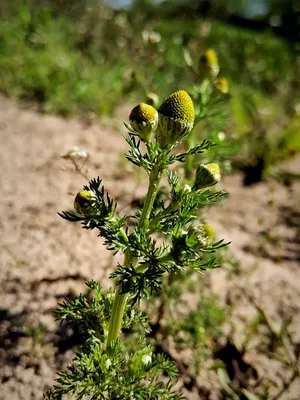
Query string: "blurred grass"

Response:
xmin=0 ymin=4 xmax=126 ymax=115
xmin=0 ymin=1 xmax=299 ymax=171
xmin=1 ymin=3 xmax=297 ymax=112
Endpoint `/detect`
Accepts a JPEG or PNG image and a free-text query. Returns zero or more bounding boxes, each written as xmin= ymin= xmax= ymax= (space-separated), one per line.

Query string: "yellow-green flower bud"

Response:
xmin=202 ymin=225 xmax=214 ymax=243
xmin=200 ymin=49 xmax=219 ymax=77
xmin=74 ymin=190 xmax=97 ymax=216
xmin=129 ymin=103 xmax=158 ymax=142
xmin=156 ymin=90 xmax=195 ymax=148
xmin=214 ymin=78 xmax=229 ymax=94
xmin=194 ymin=163 xmax=221 ymax=190
xmin=185 ymin=224 xmax=214 ymax=249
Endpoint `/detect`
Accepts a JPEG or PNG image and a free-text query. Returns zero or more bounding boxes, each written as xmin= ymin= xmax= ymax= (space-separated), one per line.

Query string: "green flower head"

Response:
xmin=74 ymin=190 xmax=97 ymax=216
xmin=156 ymin=90 xmax=195 ymax=148
xmin=194 ymin=163 xmax=221 ymax=190
xmin=185 ymin=224 xmax=214 ymax=249
xmin=129 ymin=103 xmax=158 ymax=142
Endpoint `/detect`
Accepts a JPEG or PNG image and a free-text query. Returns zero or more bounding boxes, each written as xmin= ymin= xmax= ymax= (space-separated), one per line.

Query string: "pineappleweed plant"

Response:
xmin=49 ymin=90 xmax=228 ymax=399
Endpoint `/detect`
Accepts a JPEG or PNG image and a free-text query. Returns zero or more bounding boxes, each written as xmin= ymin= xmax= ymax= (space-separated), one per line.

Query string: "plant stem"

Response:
xmin=119 ymin=227 xmax=129 ymax=245
xmin=106 ymin=247 xmax=131 ymax=348
xmin=138 ymin=166 xmax=163 ymax=229
xmin=106 ymin=285 xmax=128 ymax=347
xmin=106 ymin=160 xmax=164 ymax=347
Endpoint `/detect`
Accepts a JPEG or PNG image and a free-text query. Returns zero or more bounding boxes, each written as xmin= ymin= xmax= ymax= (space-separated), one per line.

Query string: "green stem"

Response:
xmin=106 ymin=248 xmax=131 ymax=347
xmin=106 ymin=159 xmax=164 ymax=347
xmin=106 ymin=285 xmax=128 ymax=347
xmin=138 ymin=166 xmax=163 ymax=229
xmin=119 ymin=227 xmax=129 ymax=245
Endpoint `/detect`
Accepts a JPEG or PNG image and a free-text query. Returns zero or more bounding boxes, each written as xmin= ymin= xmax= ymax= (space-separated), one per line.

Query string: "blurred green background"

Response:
xmin=0 ymin=0 xmax=299 ymax=179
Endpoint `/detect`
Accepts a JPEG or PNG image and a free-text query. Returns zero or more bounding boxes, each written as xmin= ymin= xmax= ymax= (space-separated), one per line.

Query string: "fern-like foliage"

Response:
xmin=53 ymin=89 xmax=231 ymax=399
xmin=48 ymin=282 xmax=181 ymax=400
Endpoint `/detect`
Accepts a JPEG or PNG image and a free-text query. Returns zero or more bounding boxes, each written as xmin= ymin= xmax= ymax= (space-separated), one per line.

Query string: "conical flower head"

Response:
xmin=129 ymin=103 xmax=158 ymax=142
xmin=194 ymin=163 xmax=221 ymax=190
xmin=74 ymin=190 xmax=97 ymax=216
xmin=156 ymin=90 xmax=195 ymax=148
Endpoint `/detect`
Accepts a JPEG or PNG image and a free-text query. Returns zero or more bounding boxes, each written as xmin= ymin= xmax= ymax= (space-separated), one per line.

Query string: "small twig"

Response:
xmin=71 ymin=158 xmax=90 ymax=181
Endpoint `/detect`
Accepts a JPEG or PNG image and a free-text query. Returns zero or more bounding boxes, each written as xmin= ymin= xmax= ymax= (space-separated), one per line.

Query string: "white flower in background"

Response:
xmin=142 ymin=30 xmax=161 ymax=44
xmin=142 ymin=354 xmax=152 ymax=365
xmin=61 ymin=146 xmax=89 ymax=161
xmin=217 ymin=131 xmax=226 ymax=141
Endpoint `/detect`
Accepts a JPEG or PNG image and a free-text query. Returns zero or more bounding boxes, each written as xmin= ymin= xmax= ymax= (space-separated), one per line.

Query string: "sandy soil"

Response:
xmin=1 ymin=95 xmax=299 ymax=400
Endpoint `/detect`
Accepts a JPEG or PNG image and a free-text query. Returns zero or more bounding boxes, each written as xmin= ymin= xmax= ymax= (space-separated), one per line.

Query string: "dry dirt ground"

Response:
xmin=0 ymin=94 xmax=300 ymax=400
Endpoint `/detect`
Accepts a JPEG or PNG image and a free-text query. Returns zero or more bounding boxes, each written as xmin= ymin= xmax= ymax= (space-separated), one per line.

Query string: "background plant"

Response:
xmin=1 ymin=1 xmax=298 ymax=179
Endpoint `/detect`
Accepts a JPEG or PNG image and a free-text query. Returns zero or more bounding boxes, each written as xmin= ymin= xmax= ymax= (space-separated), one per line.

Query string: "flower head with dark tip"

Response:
xmin=156 ymin=90 xmax=195 ymax=148
xmin=214 ymin=78 xmax=229 ymax=94
xmin=201 ymin=49 xmax=219 ymax=77
xmin=74 ymin=190 xmax=97 ymax=216
xmin=193 ymin=163 xmax=221 ymax=190
xmin=129 ymin=103 xmax=158 ymax=142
